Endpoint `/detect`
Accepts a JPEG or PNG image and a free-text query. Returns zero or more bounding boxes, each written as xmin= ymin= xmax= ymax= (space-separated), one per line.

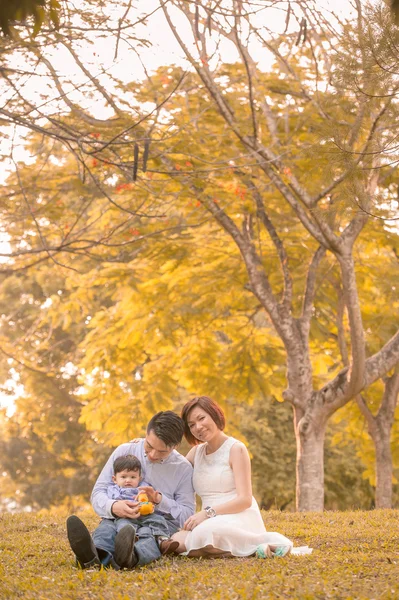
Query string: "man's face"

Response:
xmin=144 ymin=429 xmax=175 ymax=463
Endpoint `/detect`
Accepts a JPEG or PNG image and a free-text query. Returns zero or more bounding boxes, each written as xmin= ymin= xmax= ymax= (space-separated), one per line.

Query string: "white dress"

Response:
xmin=184 ymin=437 xmax=294 ymax=557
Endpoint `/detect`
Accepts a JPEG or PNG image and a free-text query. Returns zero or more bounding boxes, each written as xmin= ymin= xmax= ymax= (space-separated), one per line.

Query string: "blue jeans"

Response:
xmin=92 ymin=514 xmax=179 ymax=568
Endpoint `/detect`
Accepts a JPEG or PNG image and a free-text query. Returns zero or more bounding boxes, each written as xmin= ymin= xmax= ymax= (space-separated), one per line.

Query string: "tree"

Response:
xmin=0 ymin=0 xmax=170 ymax=272
xmin=333 ymin=234 xmax=399 ymax=508
xmin=1 ymin=0 xmax=399 ymax=512
xmin=150 ymin=0 xmax=399 ymax=510
xmin=331 ymin=377 xmax=399 ymax=509
xmin=0 ymin=0 xmax=61 ymax=36
xmin=230 ymin=395 xmax=376 ymax=510
xmin=356 ymin=374 xmax=399 ymax=508
xmin=45 ymin=51 xmax=398 ymax=511
xmin=0 ymin=260 xmax=113 ymax=508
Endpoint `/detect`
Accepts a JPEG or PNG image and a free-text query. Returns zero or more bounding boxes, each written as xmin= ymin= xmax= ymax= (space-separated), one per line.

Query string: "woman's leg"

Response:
xmin=171 ymin=529 xmax=233 ymax=558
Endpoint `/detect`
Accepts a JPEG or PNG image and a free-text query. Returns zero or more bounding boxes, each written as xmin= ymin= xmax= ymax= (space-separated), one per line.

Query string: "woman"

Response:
xmin=171 ymin=395 xmax=295 ymax=558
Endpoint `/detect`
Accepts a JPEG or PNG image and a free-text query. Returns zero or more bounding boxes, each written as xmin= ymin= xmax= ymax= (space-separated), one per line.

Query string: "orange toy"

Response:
xmin=137 ymin=491 xmax=154 ymax=515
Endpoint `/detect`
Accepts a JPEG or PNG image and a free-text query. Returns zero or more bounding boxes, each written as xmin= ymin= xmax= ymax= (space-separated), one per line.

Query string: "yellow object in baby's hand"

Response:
xmin=136 ymin=491 xmax=154 ymax=515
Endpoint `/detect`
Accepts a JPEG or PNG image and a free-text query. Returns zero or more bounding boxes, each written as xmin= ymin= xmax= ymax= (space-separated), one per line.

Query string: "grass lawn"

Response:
xmin=1 ymin=509 xmax=398 ymax=599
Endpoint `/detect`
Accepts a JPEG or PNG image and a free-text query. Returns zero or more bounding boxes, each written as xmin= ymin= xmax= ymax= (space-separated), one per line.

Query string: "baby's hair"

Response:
xmin=113 ymin=455 xmax=142 ymax=475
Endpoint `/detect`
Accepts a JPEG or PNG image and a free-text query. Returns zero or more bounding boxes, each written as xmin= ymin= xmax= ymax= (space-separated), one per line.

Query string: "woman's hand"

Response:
xmin=183 ymin=510 xmax=207 ymax=531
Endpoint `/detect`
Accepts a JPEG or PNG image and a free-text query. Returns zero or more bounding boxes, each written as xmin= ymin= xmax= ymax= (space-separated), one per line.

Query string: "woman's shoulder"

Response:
xmin=226 ymin=436 xmax=246 ymax=448
xmin=228 ymin=437 xmax=249 ymax=457
xmin=194 ymin=442 xmax=207 ymax=456
xmin=215 ymin=437 xmax=246 ymax=459
xmin=185 ymin=443 xmax=206 ymax=465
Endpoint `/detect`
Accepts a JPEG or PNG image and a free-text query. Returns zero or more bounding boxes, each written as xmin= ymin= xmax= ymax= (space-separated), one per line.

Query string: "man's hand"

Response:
xmin=138 ymin=485 xmax=162 ymax=504
xmin=111 ymin=500 xmax=140 ymax=519
xmin=183 ymin=510 xmax=207 ymax=531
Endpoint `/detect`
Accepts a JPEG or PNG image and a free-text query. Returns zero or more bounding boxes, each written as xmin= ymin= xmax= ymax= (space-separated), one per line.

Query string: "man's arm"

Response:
xmin=154 ymin=463 xmax=195 ymax=528
xmin=91 ymin=443 xmax=137 ymax=518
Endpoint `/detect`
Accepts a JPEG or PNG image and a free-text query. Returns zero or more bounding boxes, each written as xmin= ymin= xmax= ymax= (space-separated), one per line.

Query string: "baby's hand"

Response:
xmin=129 ymin=438 xmax=143 ymax=443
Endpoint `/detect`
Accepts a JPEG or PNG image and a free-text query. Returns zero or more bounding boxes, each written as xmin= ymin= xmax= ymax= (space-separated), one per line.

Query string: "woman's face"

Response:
xmin=187 ymin=405 xmax=219 ymax=442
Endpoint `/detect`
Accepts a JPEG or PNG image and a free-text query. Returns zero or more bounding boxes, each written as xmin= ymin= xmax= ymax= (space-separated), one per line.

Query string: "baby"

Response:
xmin=107 ymin=455 xmax=153 ymax=507
xmin=106 ymin=454 xmax=179 ymax=567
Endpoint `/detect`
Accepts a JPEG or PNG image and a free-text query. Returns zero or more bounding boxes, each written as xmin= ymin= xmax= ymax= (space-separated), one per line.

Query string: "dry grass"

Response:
xmin=1 ymin=509 xmax=398 ymax=599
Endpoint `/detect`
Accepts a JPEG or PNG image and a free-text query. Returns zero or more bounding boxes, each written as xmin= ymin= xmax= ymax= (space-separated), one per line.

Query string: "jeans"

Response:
xmin=92 ymin=514 xmax=179 ymax=568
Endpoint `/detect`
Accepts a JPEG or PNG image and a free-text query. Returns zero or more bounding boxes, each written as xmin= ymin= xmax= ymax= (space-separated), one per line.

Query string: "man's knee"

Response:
xmin=92 ymin=519 xmax=117 ymax=554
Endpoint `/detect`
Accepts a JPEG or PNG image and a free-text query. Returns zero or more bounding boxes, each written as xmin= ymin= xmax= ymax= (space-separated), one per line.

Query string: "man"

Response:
xmin=66 ymin=411 xmax=195 ymax=569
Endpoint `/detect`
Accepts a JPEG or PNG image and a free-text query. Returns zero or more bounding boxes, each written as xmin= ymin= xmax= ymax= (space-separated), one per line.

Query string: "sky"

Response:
xmin=0 ymin=0 xmax=356 ymax=417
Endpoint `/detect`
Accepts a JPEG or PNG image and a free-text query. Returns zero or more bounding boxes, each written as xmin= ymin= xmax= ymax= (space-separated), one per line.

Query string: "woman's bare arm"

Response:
xmin=183 ymin=442 xmax=253 ymax=530
xmin=210 ymin=442 xmax=253 ymax=514
xmin=185 ymin=446 xmax=197 ymax=465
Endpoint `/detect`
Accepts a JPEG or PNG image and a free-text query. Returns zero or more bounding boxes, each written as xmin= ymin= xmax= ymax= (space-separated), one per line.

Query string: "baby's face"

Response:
xmin=113 ymin=469 xmax=141 ymax=488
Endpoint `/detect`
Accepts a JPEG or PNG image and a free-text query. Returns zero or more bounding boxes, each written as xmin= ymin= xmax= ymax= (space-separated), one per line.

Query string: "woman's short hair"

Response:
xmin=181 ymin=396 xmax=226 ymax=445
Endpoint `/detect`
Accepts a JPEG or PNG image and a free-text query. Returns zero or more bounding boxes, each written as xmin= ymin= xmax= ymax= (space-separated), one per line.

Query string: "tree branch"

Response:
xmin=321 ymin=328 xmax=399 ymax=413
xmin=244 ymin=177 xmax=293 ymax=309
xmin=337 ymin=253 xmax=366 ymax=398
xmin=300 ymin=246 xmax=325 ymax=332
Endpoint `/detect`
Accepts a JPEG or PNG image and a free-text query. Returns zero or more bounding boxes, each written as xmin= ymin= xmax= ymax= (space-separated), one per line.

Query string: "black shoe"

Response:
xmin=66 ymin=515 xmax=101 ymax=569
xmin=114 ymin=525 xmax=138 ymax=569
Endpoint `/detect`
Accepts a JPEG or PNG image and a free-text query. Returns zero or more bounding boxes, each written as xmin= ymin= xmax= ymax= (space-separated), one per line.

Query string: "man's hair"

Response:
xmin=181 ymin=396 xmax=226 ymax=445
xmin=113 ymin=455 xmax=142 ymax=475
xmin=147 ymin=411 xmax=184 ymax=447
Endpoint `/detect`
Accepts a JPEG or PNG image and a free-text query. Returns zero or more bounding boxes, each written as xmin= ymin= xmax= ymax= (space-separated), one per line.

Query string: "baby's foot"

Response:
xmin=158 ymin=536 xmax=180 ymax=555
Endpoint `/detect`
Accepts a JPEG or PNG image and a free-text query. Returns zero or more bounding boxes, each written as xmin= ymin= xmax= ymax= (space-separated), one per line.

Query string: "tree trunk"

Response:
xmin=294 ymin=407 xmax=326 ymax=511
xmin=374 ymin=434 xmax=393 ymax=509
xmin=285 ymin=342 xmax=328 ymax=512
xmin=356 ymin=372 xmax=399 ymax=509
